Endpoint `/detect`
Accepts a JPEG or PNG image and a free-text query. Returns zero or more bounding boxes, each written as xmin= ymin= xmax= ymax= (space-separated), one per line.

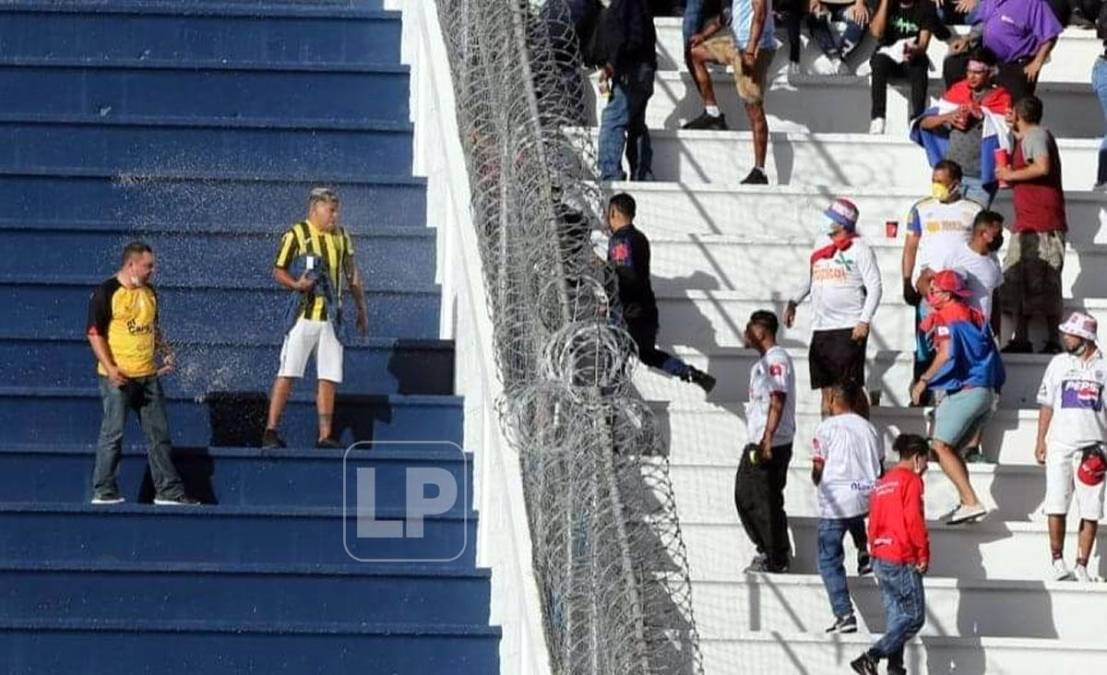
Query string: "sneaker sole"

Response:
xmin=153 ymin=500 xmax=200 ymax=506
xmin=90 ymin=499 xmax=125 ymax=505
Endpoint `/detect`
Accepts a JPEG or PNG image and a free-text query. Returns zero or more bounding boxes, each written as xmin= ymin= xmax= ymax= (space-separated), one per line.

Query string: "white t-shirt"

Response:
xmin=746 ymin=345 xmax=797 ymax=446
xmin=906 ymin=197 xmax=981 ymax=283
xmin=933 ymin=242 xmax=1003 ymax=320
xmin=811 ymin=412 xmax=885 ymax=519
xmin=792 ymin=236 xmax=883 ymax=331
xmin=1038 ymin=350 xmax=1107 ymax=449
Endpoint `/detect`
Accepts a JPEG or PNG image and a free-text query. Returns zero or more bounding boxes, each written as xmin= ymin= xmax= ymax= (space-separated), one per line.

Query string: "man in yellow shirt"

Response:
xmin=86 ymin=242 xmax=196 ymax=505
xmin=263 ymin=187 xmax=368 ymax=449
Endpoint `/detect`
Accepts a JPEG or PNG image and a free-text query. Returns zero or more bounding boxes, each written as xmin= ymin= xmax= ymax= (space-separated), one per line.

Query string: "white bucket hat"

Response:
xmin=1059 ymin=312 xmax=1098 ymax=342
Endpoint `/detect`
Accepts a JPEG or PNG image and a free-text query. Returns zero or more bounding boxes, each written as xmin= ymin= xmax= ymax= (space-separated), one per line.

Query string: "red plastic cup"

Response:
xmin=994 ymin=148 xmax=1010 ymax=188
xmin=885 ymin=220 xmax=899 ymax=238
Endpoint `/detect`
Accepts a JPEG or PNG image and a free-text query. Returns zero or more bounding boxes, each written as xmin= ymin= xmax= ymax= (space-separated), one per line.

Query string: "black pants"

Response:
xmin=625 ymin=317 xmax=688 ymax=376
xmin=735 ymin=442 xmax=794 ymax=569
xmin=943 ymin=52 xmax=1036 ymax=103
xmin=776 ymin=0 xmax=804 ymax=63
xmin=871 ymin=53 xmax=930 ymax=121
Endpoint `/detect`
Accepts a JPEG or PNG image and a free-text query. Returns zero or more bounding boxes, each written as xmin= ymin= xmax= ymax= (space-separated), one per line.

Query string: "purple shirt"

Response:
xmin=975 ymin=0 xmax=1062 ymax=63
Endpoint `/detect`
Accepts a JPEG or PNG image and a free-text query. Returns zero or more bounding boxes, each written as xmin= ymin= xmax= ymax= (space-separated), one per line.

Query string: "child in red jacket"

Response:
xmin=851 ymin=434 xmax=930 ymax=675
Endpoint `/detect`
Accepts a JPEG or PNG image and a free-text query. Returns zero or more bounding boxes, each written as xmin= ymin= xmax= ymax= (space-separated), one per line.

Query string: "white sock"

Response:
xmin=705 ymin=105 xmax=721 ymax=117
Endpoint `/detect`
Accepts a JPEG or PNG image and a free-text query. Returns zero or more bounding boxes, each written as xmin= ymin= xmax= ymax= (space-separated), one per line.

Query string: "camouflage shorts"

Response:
xmin=1001 ymin=230 xmax=1065 ymax=317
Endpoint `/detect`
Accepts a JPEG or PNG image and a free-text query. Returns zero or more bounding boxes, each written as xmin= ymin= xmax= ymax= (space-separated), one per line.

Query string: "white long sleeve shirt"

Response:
xmin=791 ymin=236 xmax=883 ymax=331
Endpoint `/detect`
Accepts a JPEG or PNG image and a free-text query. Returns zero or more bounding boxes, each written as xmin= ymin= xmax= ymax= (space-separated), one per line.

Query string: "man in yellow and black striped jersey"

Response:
xmin=262 ymin=187 xmax=368 ymax=449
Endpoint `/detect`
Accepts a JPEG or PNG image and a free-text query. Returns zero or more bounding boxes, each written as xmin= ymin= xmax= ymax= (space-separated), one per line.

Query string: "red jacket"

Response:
xmin=868 ymin=467 xmax=930 ymax=566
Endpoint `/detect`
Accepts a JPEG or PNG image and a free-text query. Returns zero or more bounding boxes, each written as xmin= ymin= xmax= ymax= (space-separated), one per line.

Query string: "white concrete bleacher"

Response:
xmin=589 ymin=15 xmax=1107 ymax=675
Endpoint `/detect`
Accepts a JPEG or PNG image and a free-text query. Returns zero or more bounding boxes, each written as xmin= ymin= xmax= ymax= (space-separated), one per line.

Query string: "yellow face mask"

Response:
xmin=931 ymin=182 xmax=959 ymax=202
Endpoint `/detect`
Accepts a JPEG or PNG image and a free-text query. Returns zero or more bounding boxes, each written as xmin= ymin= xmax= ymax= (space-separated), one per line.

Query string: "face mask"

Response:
xmin=988 ymin=233 xmax=1004 ymax=252
xmin=931 ymin=182 xmax=958 ymax=202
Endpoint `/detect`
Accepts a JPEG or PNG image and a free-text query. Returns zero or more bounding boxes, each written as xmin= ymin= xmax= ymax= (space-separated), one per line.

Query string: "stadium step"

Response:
xmin=699 ymin=630 xmax=1107 ymax=674
xmin=0 ymin=336 xmax=455 ymax=397
xmin=632 ymin=345 xmax=1046 ymax=408
xmin=0 ymin=167 xmax=428 ymax=230
xmin=0 ymin=560 xmax=490 ymax=626
xmin=652 ymin=18 xmax=1103 ymax=85
xmin=614 ymin=182 xmax=1107 ymax=243
xmin=578 ymin=128 xmax=1098 ymax=189
xmin=0 ymin=1 xmax=398 ymax=65
xmin=5 ymin=275 xmax=442 ymax=342
xmin=0 ymin=114 xmax=414 ymax=177
xmin=666 ymin=461 xmax=1049 ymax=524
xmin=652 ymin=290 xmax=1106 ymax=352
xmin=0 ymin=444 xmax=470 ymax=507
xmin=691 ymin=573 xmax=1107 ymax=640
xmin=588 ymin=70 xmax=1099 ymax=138
xmin=0 ymin=502 xmax=476 ymax=565
xmin=0 ymin=59 xmax=411 ymax=123
xmin=0 ymin=618 xmax=500 ymax=675
xmin=646 ymin=400 xmax=1044 ymax=466
xmin=642 ymin=234 xmax=1103 ymax=300
xmin=680 ymin=518 xmax=1105 ymax=581
xmin=0 ymin=387 xmax=465 ymax=447
xmin=0 ymin=223 xmax=436 ymax=289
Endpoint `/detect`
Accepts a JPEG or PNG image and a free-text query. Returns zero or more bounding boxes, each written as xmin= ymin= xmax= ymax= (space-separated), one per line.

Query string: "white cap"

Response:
xmin=1059 ymin=312 xmax=1098 ymax=342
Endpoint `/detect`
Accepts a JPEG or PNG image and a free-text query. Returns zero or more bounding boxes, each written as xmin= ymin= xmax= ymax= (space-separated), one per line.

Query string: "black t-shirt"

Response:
xmin=879 ymin=0 xmax=946 ymax=47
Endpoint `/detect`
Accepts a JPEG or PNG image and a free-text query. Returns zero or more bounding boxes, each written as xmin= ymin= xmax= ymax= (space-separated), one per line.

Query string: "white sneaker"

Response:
xmin=946 ymin=502 xmax=986 ymax=524
xmin=812 ymin=54 xmax=844 ymax=76
xmin=869 ymin=118 xmax=886 ymax=135
xmin=787 ymin=62 xmax=802 ymax=77
xmin=1074 ymin=564 xmax=1092 ymax=582
xmin=1051 ymin=558 xmax=1075 ymax=581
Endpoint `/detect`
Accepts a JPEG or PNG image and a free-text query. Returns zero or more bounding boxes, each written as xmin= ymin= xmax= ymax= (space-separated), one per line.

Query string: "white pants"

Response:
xmin=278 ymin=318 xmax=343 ymax=383
xmin=1044 ymin=442 xmax=1106 ymax=521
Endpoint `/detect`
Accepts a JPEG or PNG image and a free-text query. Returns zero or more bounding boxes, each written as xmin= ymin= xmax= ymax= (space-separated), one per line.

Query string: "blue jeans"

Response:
xmin=868 ymin=559 xmax=926 ymax=670
xmin=961 ymin=175 xmax=996 ymax=209
xmin=1093 ymin=58 xmax=1107 ymax=186
xmin=817 ymin=516 xmax=867 ymax=618
xmin=93 ymin=375 xmax=185 ymax=500
xmin=807 ymin=2 xmax=873 ymax=61
xmin=598 ymin=62 xmax=655 ymax=181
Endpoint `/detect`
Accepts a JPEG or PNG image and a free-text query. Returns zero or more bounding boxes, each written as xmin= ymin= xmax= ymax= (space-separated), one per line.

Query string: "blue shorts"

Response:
xmin=932 ymin=387 xmax=996 ymax=449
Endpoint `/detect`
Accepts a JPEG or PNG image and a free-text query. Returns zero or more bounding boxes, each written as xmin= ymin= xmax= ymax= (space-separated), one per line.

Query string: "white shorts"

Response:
xmin=1044 ymin=442 xmax=1106 ymax=521
xmin=277 ymin=318 xmax=343 ymax=383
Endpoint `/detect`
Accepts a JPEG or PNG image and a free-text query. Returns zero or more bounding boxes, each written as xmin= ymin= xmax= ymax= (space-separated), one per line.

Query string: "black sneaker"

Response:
xmin=153 ymin=495 xmax=202 ymax=506
xmin=857 ymin=552 xmax=872 ymax=576
xmin=316 ymin=437 xmax=343 ymax=449
xmin=682 ymin=111 xmax=728 ymax=130
xmin=825 ymin=613 xmax=858 ymax=634
xmin=683 ymin=367 xmax=717 ymax=394
xmin=1001 ymin=339 xmax=1033 ymax=354
xmin=91 ymin=494 xmax=125 ymax=505
xmin=1071 ymin=8 xmax=1095 ymax=28
xmin=261 ymin=428 xmax=287 ymax=449
xmin=1040 ymin=341 xmax=1063 ymax=355
xmin=739 ymin=167 xmax=768 ymax=185
xmin=850 ymin=653 xmax=879 ymax=675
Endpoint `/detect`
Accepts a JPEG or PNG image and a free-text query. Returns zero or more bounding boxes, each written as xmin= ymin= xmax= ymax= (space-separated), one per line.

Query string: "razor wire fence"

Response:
xmin=434 ymin=1 xmax=704 ymax=673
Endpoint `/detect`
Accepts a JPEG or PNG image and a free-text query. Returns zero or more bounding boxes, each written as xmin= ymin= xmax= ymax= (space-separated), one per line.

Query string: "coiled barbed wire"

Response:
xmin=437 ymin=1 xmax=704 ymax=673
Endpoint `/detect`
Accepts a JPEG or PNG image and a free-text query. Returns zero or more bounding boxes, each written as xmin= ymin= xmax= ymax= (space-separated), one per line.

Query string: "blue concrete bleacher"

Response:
xmin=0 ymin=1 xmax=499 ymax=671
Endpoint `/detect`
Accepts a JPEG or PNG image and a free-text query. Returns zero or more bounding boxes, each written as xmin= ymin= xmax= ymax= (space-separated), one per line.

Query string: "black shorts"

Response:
xmin=809 ymin=328 xmax=866 ymax=390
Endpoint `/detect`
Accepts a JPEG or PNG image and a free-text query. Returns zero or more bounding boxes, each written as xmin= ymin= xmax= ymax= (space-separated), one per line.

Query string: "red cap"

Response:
xmin=931 ymin=270 xmax=972 ymax=298
xmin=1078 ymin=449 xmax=1107 ymax=487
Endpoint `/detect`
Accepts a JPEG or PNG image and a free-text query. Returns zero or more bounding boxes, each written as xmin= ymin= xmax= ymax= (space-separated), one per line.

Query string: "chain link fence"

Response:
xmin=434 ymin=1 xmax=704 ymax=673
